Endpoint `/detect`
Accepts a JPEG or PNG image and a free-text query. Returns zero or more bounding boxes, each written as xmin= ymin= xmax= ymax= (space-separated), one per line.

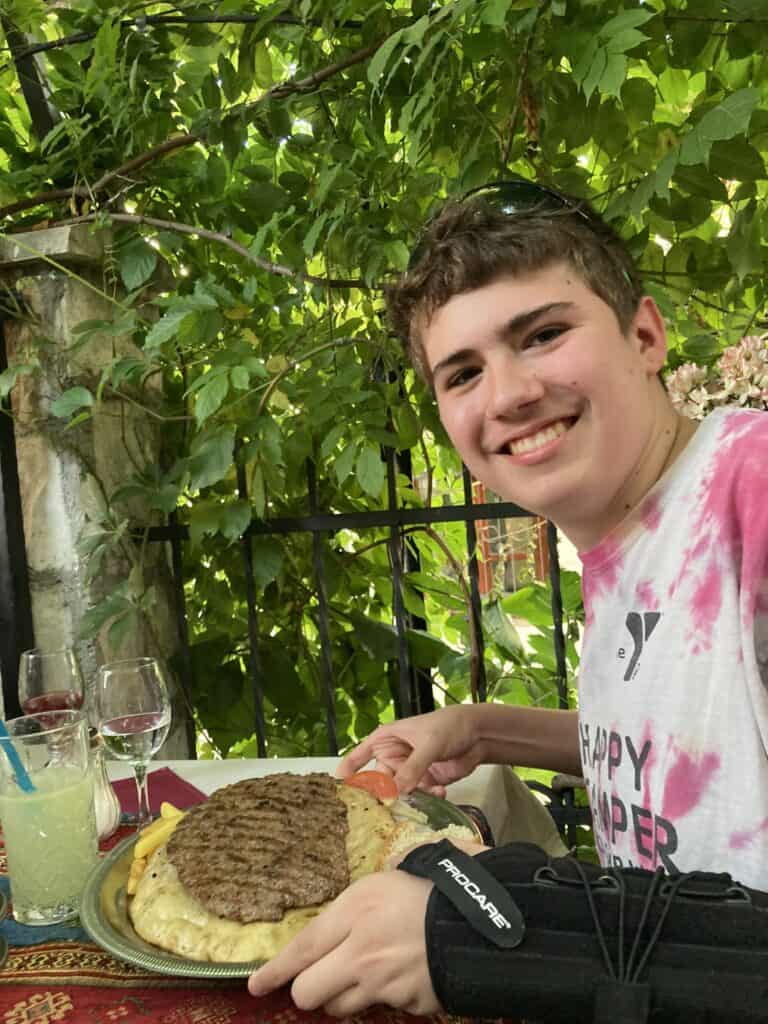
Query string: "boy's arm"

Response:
xmin=338 ymin=703 xmax=583 ymax=795
xmin=472 ymin=703 xmax=583 ymax=777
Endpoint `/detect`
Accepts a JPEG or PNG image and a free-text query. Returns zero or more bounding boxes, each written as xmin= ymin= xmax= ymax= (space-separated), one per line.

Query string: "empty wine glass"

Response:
xmin=18 ymin=648 xmax=86 ymax=719
xmin=95 ymin=657 xmax=172 ymax=829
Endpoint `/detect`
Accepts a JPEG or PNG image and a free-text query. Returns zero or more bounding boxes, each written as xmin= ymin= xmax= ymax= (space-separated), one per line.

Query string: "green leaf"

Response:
xmin=230 ymin=366 xmax=250 ymax=390
xmin=195 ymin=373 xmax=230 ymax=426
xmin=658 ymin=67 xmax=691 ymax=108
xmin=254 ymin=42 xmax=273 ymax=88
xmin=79 ymin=587 xmax=133 ymax=639
xmin=407 ymin=629 xmax=453 ymax=668
xmin=0 ymin=363 xmax=34 ymax=399
xmin=599 ymin=9 xmax=655 ymax=34
xmin=679 ymin=88 xmax=760 ymax=166
xmin=355 ymin=444 xmax=385 ymax=499
xmin=481 ymin=0 xmax=513 ymax=27
xmin=119 ymin=237 xmax=157 ymax=291
xmin=367 ymin=31 xmax=404 ymax=87
xmin=727 ymin=203 xmax=762 ymax=282
xmin=220 ymin=499 xmax=252 ymax=541
xmin=51 ymin=386 xmax=94 ymax=418
xmin=207 ymin=153 xmax=229 ymax=196
xmin=189 ymin=501 xmax=222 ymax=548
xmin=621 ymin=77 xmax=655 ymax=126
xmin=145 ymin=309 xmax=191 ymax=351
xmin=582 ymin=48 xmax=607 ymax=101
xmin=347 ymin=612 xmax=398 ymax=660
xmin=599 ymin=53 xmax=627 ymax=97
xmin=187 ymin=426 xmax=235 ymax=489
xmin=708 ymin=138 xmax=766 ymax=181
xmin=484 ymin=599 xmax=523 ymax=655
xmin=630 ymin=151 xmax=677 ymax=215
xmin=217 ymin=56 xmax=240 ymax=103
xmin=501 ymin=585 xmax=554 ymax=629
xmin=604 ymin=29 xmax=648 ymax=55
xmin=251 ymin=536 xmax=283 ymax=586
xmin=335 ymin=442 xmax=358 ymax=485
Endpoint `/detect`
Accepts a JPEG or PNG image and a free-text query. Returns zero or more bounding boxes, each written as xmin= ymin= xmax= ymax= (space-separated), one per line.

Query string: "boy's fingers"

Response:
xmin=393 ymin=738 xmax=442 ymax=794
xmin=336 ymin=741 xmax=374 ymax=778
xmin=248 ymin=911 xmax=352 ymax=997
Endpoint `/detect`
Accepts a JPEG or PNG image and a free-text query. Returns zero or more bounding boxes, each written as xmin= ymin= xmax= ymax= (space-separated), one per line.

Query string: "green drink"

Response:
xmin=0 ymin=711 xmax=98 ymax=925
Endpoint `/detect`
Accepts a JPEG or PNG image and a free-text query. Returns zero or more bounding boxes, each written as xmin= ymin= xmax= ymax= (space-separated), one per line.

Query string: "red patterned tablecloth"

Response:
xmin=0 ymin=939 xmax=455 ymax=1024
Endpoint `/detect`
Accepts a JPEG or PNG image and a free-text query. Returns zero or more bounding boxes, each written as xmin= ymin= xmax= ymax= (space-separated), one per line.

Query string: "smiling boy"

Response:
xmin=248 ymin=182 xmax=768 ymax=1017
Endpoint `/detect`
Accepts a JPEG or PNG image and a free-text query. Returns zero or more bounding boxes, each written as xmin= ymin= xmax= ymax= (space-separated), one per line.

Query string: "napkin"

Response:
xmin=113 ymin=767 xmax=208 ymax=815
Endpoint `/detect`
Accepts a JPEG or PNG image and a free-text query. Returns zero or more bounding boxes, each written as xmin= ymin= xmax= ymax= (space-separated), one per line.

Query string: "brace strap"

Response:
xmin=398 ymin=839 xmax=525 ymax=949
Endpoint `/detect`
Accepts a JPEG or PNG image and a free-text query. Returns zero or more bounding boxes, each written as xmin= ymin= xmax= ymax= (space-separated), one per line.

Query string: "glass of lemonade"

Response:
xmin=0 ymin=710 xmax=98 ymax=925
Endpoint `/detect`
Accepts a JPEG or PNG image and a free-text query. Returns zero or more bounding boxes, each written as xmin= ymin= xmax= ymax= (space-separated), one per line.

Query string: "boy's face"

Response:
xmin=421 ymin=262 xmax=672 ymax=550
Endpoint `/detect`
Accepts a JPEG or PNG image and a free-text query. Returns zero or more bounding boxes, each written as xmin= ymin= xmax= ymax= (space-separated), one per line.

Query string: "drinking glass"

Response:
xmin=95 ymin=657 xmax=172 ymax=829
xmin=0 ymin=709 xmax=98 ymax=924
xmin=18 ymin=647 xmax=86 ymax=717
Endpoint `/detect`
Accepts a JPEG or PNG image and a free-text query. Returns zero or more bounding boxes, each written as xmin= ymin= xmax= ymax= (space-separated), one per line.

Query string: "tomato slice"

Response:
xmin=344 ymin=770 xmax=399 ymax=801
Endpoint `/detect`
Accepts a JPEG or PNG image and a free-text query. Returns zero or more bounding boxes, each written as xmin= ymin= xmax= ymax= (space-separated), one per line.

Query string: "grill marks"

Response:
xmin=166 ymin=773 xmax=350 ymax=923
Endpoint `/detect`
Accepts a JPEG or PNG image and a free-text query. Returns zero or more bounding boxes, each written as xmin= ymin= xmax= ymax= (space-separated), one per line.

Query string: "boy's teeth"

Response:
xmin=508 ymin=420 xmax=568 ymax=455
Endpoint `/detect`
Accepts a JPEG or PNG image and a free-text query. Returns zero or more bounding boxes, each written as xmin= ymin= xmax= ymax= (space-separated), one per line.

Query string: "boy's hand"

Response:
xmin=248 ymin=872 xmax=440 ymax=1017
xmin=337 ymin=705 xmax=481 ymax=796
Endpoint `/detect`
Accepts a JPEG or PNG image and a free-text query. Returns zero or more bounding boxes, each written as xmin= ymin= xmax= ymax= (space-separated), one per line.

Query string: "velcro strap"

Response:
xmin=398 ymin=839 xmax=525 ymax=948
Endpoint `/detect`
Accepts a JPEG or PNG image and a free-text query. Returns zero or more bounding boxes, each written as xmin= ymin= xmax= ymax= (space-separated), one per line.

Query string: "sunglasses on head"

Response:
xmin=407 ymin=176 xmax=595 ymax=270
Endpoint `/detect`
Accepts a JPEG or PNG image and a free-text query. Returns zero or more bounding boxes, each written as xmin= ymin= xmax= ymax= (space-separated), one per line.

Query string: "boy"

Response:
xmin=248 ymin=181 xmax=768 ymax=1017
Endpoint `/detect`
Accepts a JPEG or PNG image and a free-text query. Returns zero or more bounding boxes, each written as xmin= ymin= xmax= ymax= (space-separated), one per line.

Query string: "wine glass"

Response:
xmin=95 ymin=657 xmax=172 ymax=829
xmin=18 ymin=647 xmax=86 ymax=718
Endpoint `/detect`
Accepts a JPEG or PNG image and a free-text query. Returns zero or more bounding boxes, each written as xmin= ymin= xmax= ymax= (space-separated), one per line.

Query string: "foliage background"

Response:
xmin=1 ymin=0 xmax=767 ymax=757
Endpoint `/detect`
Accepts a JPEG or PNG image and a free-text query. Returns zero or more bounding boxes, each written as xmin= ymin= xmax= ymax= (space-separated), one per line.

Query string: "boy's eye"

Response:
xmin=446 ymin=366 xmax=480 ymax=389
xmin=525 ymin=325 xmax=566 ymax=348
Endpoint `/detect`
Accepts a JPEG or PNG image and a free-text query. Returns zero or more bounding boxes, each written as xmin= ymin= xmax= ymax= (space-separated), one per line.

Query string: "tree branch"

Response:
xmin=0 ymin=39 xmax=386 ymax=222
xmin=501 ymin=0 xmax=551 ymax=169
xmin=0 ymin=9 xmax=365 ymax=64
xmin=58 ymin=211 xmax=369 ymax=289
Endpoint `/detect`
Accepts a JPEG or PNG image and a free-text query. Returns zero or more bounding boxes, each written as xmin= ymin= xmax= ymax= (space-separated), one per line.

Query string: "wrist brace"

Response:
xmin=398 ymin=838 xmax=525 ymax=948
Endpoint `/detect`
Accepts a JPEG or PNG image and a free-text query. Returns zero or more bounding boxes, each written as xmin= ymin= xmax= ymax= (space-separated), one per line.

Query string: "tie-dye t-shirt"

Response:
xmin=578 ymin=406 xmax=768 ymax=889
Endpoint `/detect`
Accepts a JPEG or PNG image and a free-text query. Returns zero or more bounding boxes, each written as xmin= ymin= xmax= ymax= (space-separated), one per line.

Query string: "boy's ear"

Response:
xmin=631 ymin=296 xmax=668 ymax=374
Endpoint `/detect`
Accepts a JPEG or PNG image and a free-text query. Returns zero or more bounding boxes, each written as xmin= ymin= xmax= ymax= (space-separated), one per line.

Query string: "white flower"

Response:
xmin=665 ymin=333 xmax=768 ymax=416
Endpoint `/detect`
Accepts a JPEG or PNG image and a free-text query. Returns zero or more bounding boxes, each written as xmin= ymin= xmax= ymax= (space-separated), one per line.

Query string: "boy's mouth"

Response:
xmin=502 ymin=417 xmax=576 ymax=456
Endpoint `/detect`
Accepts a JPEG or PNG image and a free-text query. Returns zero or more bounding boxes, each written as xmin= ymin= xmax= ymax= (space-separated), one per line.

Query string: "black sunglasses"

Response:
xmin=407 ymin=177 xmax=596 ymax=270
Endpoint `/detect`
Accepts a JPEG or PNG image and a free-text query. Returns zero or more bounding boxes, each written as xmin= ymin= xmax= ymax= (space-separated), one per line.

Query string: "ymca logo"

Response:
xmin=618 ymin=611 xmax=661 ymax=681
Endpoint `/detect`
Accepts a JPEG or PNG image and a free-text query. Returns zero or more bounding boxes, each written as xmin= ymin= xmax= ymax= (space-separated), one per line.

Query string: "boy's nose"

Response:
xmin=484 ymin=362 xmax=545 ymax=419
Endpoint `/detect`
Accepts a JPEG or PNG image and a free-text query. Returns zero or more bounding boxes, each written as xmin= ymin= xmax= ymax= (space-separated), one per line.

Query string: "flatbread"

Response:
xmin=129 ymin=783 xmax=395 ymax=963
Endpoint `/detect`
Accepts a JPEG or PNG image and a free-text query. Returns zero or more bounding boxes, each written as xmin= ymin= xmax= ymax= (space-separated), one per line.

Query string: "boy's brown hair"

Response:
xmin=386 ymin=190 xmax=644 ymax=383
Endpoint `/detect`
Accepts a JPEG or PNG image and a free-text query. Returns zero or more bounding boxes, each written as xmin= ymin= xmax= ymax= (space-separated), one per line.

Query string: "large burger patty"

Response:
xmin=166 ymin=772 xmax=349 ymax=922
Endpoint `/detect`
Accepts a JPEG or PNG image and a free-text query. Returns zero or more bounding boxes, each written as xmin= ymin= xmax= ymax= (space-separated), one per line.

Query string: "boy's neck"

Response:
xmin=566 ymin=409 xmax=698 ymax=554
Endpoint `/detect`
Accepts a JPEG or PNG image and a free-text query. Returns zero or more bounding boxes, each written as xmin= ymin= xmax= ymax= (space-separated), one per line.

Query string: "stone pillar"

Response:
xmin=0 ymin=225 xmax=192 ymax=756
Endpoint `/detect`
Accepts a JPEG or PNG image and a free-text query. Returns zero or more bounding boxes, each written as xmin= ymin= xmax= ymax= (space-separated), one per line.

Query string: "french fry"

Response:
xmin=160 ymin=801 xmax=184 ymax=820
xmin=126 ymin=856 xmax=147 ymax=895
xmin=138 ymin=814 xmax=174 ymax=841
xmin=134 ymin=816 xmax=182 ymax=860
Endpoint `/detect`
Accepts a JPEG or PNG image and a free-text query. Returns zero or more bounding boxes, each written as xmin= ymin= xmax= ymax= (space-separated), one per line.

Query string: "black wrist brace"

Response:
xmin=417 ymin=841 xmax=768 ymax=1024
xmin=398 ymin=839 xmax=525 ymax=948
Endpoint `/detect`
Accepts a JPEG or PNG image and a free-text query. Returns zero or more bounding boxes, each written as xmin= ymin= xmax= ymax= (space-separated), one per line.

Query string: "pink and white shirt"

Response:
xmin=578 ymin=407 xmax=768 ymax=889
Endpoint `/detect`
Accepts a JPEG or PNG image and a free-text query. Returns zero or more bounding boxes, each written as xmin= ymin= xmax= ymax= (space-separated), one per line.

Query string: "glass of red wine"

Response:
xmin=18 ymin=647 xmax=86 ymax=721
xmin=95 ymin=657 xmax=172 ymax=829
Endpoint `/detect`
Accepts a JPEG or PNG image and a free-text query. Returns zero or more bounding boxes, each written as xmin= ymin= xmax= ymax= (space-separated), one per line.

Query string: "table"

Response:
xmin=1 ymin=758 xmax=554 ymax=1023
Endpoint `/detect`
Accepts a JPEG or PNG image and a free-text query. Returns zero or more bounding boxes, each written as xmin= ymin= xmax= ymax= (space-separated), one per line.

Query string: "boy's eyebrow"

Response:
xmin=430 ymin=301 xmax=576 ymax=379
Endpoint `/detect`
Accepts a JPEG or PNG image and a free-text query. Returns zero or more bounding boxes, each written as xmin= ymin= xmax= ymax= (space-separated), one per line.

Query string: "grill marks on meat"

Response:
xmin=166 ymin=773 xmax=350 ymax=923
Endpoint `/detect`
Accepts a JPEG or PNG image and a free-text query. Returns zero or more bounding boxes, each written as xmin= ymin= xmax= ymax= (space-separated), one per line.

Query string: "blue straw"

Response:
xmin=0 ymin=720 xmax=35 ymax=793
